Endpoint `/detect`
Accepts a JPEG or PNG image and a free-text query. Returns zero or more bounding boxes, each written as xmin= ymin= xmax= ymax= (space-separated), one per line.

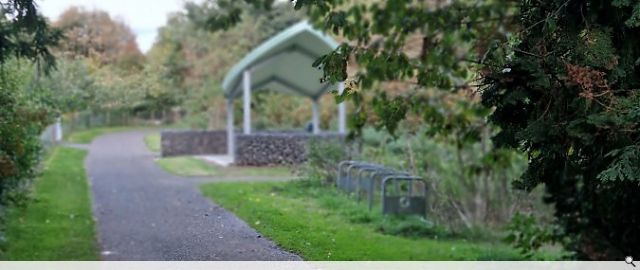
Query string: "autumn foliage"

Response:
xmin=54 ymin=7 xmax=144 ymax=69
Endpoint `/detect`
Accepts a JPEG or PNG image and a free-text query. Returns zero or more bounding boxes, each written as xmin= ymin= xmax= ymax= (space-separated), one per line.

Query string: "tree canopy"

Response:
xmin=482 ymin=0 xmax=640 ymax=259
xmin=0 ymin=0 xmax=60 ymax=70
xmin=53 ymin=6 xmax=144 ymax=69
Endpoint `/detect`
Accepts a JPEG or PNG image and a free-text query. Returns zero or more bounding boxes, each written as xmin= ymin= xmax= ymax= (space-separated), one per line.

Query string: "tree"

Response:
xmin=191 ymin=0 xmax=640 ymax=258
xmin=0 ymin=0 xmax=60 ymax=70
xmin=40 ymin=58 xmax=98 ymax=113
xmin=53 ymin=6 xmax=144 ymax=69
xmin=49 ymin=7 xmax=164 ymax=119
xmin=482 ymin=0 xmax=640 ymax=259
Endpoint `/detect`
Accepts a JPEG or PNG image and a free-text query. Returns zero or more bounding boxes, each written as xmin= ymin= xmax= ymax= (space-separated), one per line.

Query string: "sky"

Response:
xmin=37 ymin=0 xmax=192 ymax=53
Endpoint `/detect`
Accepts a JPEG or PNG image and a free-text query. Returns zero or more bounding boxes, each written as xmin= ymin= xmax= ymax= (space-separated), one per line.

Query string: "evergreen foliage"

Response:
xmin=483 ymin=0 xmax=640 ymax=259
xmin=0 ymin=0 xmax=60 ymax=71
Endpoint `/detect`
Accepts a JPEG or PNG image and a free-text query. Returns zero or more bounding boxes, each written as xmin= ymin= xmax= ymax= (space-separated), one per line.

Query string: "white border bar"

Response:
xmin=0 ymin=261 xmax=629 ymax=270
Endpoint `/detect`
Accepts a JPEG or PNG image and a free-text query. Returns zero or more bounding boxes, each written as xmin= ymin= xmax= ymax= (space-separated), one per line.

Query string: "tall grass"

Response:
xmin=302 ymin=127 xmax=553 ymax=233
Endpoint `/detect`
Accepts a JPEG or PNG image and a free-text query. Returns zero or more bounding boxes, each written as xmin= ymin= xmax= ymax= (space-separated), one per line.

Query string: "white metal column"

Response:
xmin=54 ymin=117 xmax=63 ymax=142
xmin=338 ymin=82 xmax=347 ymax=134
xmin=312 ymin=98 xmax=321 ymax=134
xmin=226 ymin=98 xmax=235 ymax=158
xmin=243 ymin=70 xmax=251 ymax=135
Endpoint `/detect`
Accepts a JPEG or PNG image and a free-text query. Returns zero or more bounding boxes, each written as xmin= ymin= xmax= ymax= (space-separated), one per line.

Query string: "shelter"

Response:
xmin=222 ymin=21 xmax=346 ymax=159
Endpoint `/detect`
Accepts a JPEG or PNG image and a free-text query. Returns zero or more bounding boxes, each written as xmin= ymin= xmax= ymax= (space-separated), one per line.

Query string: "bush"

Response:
xmin=297 ymin=139 xmax=350 ymax=184
xmin=504 ymin=213 xmax=557 ymax=259
xmin=0 ymin=64 xmax=51 ymax=205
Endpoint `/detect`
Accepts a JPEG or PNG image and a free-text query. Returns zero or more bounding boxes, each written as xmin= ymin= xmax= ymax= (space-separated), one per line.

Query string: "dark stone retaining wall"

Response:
xmin=234 ymin=132 xmax=345 ymax=166
xmin=160 ymin=130 xmax=345 ymax=165
xmin=161 ymin=130 xmax=227 ymax=157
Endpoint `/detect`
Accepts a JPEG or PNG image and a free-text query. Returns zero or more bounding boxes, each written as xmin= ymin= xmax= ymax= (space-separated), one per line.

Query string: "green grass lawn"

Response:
xmin=156 ymin=156 xmax=293 ymax=178
xmin=1 ymin=147 xmax=99 ymax=260
xmin=144 ymin=133 xmax=161 ymax=152
xmin=219 ymin=165 xmax=293 ymax=178
xmin=156 ymin=156 xmax=218 ymax=176
xmin=66 ymin=126 xmax=144 ymax=144
xmin=200 ymin=181 xmax=559 ymax=260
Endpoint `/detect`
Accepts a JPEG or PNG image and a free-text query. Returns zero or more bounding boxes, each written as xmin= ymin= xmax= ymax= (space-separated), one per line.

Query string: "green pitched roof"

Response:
xmin=222 ymin=21 xmax=339 ymax=99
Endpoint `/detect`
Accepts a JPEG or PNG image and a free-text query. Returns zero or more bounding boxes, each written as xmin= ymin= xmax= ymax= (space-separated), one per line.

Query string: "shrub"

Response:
xmin=504 ymin=213 xmax=557 ymax=259
xmin=297 ymin=139 xmax=350 ymax=184
xmin=0 ymin=64 xmax=51 ymax=205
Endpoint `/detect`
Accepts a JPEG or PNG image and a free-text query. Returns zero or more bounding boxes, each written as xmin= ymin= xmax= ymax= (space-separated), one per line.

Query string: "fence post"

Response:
xmin=54 ymin=117 xmax=62 ymax=142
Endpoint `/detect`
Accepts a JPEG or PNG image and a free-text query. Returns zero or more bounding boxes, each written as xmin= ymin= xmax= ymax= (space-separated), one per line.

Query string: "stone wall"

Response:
xmin=234 ymin=132 xmax=345 ymax=166
xmin=161 ymin=130 xmax=227 ymax=157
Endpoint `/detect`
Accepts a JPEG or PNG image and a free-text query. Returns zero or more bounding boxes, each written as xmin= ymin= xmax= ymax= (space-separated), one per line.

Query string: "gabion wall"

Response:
xmin=235 ymin=132 xmax=345 ymax=166
xmin=160 ymin=130 xmax=227 ymax=157
xmin=160 ymin=130 xmax=345 ymax=165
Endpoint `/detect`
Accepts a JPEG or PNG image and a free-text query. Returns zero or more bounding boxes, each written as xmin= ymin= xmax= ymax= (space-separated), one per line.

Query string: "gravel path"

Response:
xmin=85 ymin=130 xmax=300 ymax=260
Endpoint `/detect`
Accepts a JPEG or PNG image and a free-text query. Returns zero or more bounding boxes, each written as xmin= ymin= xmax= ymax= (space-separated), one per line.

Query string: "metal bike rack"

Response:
xmin=364 ymin=169 xmax=410 ymax=210
xmin=381 ymin=175 xmax=427 ymax=217
xmin=336 ymin=160 xmax=427 ymax=217
xmin=352 ymin=163 xmax=388 ymax=198
xmin=342 ymin=162 xmax=365 ymax=193
xmin=339 ymin=161 xmax=382 ymax=193
xmin=337 ymin=160 xmax=357 ymax=191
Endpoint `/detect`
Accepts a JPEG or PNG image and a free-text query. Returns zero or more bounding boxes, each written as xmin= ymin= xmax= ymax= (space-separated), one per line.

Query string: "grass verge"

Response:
xmin=0 ymin=147 xmax=99 ymax=260
xmin=200 ymin=180 xmax=559 ymax=260
xmin=156 ymin=156 xmax=293 ymax=178
xmin=156 ymin=157 xmax=218 ymax=176
xmin=144 ymin=133 xmax=161 ymax=152
xmin=66 ymin=126 xmax=144 ymax=144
